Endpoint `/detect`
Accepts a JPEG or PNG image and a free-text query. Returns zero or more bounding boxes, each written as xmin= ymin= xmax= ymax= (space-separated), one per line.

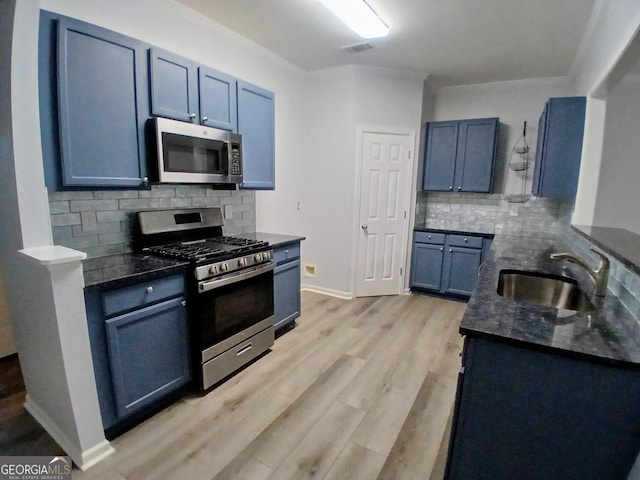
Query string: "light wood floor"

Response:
xmin=2 ymin=291 xmax=467 ymax=480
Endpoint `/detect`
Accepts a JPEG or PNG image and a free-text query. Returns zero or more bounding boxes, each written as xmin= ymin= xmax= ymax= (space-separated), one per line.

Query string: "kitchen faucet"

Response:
xmin=550 ymin=248 xmax=610 ymax=296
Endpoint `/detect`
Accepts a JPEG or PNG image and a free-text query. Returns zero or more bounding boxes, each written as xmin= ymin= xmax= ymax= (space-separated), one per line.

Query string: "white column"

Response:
xmin=18 ymin=247 xmax=114 ymax=470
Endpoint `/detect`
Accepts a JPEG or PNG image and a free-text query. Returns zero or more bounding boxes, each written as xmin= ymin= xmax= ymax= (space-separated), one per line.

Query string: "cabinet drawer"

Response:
xmin=102 ymin=274 xmax=185 ymax=318
xmin=414 ymin=231 xmax=445 ymax=245
xmin=447 ymin=234 xmax=483 ymax=249
xmin=273 ymin=244 xmax=301 ymax=264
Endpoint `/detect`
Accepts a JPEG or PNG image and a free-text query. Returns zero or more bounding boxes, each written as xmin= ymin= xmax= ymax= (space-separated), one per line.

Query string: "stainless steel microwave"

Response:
xmin=152 ymin=117 xmax=242 ymax=184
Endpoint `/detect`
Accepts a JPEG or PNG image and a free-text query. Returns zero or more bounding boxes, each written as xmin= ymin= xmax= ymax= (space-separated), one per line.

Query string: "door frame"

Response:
xmin=350 ymin=127 xmax=417 ymax=297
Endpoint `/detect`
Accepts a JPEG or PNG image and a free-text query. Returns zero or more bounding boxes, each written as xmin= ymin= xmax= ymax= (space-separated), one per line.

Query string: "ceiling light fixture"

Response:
xmin=317 ymin=0 xmax=389 ymax=39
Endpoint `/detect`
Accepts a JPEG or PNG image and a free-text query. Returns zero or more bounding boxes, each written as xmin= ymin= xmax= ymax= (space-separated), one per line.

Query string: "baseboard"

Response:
xmin=24 ymin=395 xmax=115 ymax=471
xmin=301 ymin=284 xmax=354 ymax=299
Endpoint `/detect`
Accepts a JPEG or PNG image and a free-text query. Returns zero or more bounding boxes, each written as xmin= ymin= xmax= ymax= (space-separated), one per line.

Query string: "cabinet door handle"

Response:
xmin=458 ymin=186 xmax=462 ymax=191
xmin=189 ymin=113 xmax=196 ymax=119
xmin=428 ymin=235 xmax=432 ymax=239
xmin=361 ymin=224 xmax=368 ymax=230
xmin=464 ymin=238 xmax=468 ymax=243
xmin=449 ymin=248 xmax=452 ymax=253
xmin=448 ymin=186 xmax=453 ymax=191
xmin=181 ymin=300 xmax=187 ymax=307
xmin=440 ymin=247 xmax=444 ymax=252
xmin=146 ymin=286 xmax=153 ymax=293
xmin=202 ymin=116 xmax=208 ymax=122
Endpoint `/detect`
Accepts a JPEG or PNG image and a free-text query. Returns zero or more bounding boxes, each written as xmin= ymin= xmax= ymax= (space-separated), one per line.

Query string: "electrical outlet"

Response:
xmin=297 ymin=201 xmax=302 ymax=211
xmin=509 ymin=205 xmax=519 ymax=217
xmin=304 ymin=264 xmax=317 ymax=278
xmin=224 ymin=205 xmax=233 ymax=219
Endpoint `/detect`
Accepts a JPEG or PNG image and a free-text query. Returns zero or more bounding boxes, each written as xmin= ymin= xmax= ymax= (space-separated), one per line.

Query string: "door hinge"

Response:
xmin=400 ymin=267 xmax=403 ymax=276
xmin=408 ymin=150 xmax=411 ymax=159
xmin=404 ymin=211 xmax=407 ymax=219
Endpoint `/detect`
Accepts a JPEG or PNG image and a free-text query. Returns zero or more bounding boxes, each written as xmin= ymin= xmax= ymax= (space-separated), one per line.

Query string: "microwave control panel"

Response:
xmin=230 ymin=145 xmax=242 ymax=176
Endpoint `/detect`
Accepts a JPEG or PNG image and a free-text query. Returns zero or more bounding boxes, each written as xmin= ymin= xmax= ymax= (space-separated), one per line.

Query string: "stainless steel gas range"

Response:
xmin=136 ymin=207 xmax=274 ymax=391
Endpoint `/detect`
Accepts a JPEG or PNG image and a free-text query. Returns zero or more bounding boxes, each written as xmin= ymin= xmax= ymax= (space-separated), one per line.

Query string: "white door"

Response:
xmin=356 ymin=131 xmax=413 ymax=297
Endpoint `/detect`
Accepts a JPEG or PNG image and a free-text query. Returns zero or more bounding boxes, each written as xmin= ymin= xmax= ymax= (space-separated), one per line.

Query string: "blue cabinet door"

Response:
xmin=410 ymin=242 xmax=444 ymax=291
xmin=423 ymin=121 xmax=459 ymax=191
xmin=57 ymin=18 xmax=148 ymax=187
xmin=442 ymin=246 xmax=482 ymax=296
xmin=274 ymin=259 xmax=301 ymax=330
xmin=237 ymin=81 xmax=275 ymax=190
xmin=447 ymin=337 xmax=640 ymax=480
xmin=454 ymin=118 xmax=498 ymax=193
xmin=532 ymin=97 xmax=586 ymax=198
xmin=105 ymin=297 xmax=190 ymax=419
xmin=149 ymin=48 xmax=199 ymax=123
xmin=199 ymin=66 xmax=237 ymax=131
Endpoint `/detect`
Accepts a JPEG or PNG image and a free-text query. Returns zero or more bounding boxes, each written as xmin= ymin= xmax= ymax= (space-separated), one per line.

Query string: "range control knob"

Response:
xmin=220 ymin=263 xmax=229 ymax=272
xmin=238 ymin=258 xmax=247 ymax=267
xmin=254 ymin=253 xmax=263 ymax=262
xmin=209 ymin=265 xmax=218 ymax=275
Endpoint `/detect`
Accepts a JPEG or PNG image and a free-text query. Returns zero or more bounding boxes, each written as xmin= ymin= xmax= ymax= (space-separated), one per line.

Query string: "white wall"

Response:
xmin=296 ymin=66 xmax=424 ymax=297
xmin=432 ymin=78 xmax=574 ymax=196
xmin=592 ymin=77 xmax=640 ymax=234
xmin=569 ymin=0 xmax=640 ymax=225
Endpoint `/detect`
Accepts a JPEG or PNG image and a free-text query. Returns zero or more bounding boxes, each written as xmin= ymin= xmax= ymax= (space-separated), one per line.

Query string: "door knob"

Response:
xmin=361 ymin=224 xmax=368 ymax=230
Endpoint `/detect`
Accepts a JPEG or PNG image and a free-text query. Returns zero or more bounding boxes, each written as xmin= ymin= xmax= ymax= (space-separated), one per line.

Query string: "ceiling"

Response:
xmin=174 ymin=0 xmax=596 ymax=87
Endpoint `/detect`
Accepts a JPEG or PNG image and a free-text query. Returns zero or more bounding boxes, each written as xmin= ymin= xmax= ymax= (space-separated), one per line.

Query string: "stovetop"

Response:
xmin=145 ymin=236 xmax=270 ymax=262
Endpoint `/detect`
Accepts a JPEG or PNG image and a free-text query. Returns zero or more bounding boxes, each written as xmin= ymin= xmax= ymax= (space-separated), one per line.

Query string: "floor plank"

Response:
xmin=0 ymin=292 xmax=466 ymax=480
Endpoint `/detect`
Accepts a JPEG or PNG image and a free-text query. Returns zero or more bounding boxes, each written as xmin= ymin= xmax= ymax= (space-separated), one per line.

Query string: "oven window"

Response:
xmin=196 ymin=271 xmax=274 ymax=348
xmin=162 ymin=132 xmax=225 ymax=174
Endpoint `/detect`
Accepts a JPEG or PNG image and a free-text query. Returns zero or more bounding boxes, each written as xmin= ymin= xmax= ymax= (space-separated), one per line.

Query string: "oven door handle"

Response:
xmin=198 ymin=261 xmax=275 ymax=293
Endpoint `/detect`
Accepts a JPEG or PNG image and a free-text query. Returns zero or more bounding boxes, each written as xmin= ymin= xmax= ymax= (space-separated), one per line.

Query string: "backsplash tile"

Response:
xmin=416 ymin=192 xmax=574 ymax=238
xmin=564 ymin=228 xmax=640 ymax=321
xmin=49 ymin=186 xmax=256 ymax=258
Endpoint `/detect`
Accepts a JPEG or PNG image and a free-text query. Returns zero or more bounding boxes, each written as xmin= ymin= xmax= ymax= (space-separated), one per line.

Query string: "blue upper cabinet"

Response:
xmin=199 ymin=66 xmax=238 ymax=131
xmin=423 ymin=118 xmax=498 ymax=193
xmin=455 ymin=118 xmax=499 ymax=192
xmin=532 ymin=97 xmax=586 ymax=198
xmin=150 ymin=50 xmax=238 ymax=131
xmin=149 ymin=48 xmax=199 ymax=123
xmin=237 ymin=81 xmax=276 ymax=190
xmin=56 ymin=17 xmax=149 ymax=187
xmin=423 ymin=121 xmax=459 ymax=191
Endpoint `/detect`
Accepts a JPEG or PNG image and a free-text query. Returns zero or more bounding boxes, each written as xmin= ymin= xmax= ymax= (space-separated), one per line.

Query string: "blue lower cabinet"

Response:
xmin=272 ymin=242 xmax=301 ymax=330
xmin=410 ymin=243 xmax=444 ymax=291
xmin=410 ymin=231 xmax=488 ymax=298
xmin=446 ymin=336 xmax=640 ymax=479
xmin=441 ymin=246 xmax=482 ymax=297
xmin=85 ymin=271 xmax=190 ymax=433
xmin=274 ymin=260 xmax=301 ymax=330
xmin=105 ymin=297 xmax=190 ymax=418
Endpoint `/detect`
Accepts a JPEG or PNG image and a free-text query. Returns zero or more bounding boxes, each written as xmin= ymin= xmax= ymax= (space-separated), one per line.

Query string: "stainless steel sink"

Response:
xmin=497 ymin=269 xmax=595 ymax=312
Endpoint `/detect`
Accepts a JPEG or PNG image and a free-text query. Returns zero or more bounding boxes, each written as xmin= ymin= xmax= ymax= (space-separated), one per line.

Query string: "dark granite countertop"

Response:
xmin=237 ymin=232 xmax=305 ymax=248
xmin=82 ymin=232 xmax=303 ymax=288
xmin=572 ymin=225 xmax=640 ymax=277
xmin=462 ymin=234 xmax=640 ymax=368
xmin=414 ymin=225 xmax=494 ymax=238
xmin=83 ymin=253 xmax=189 ymax=289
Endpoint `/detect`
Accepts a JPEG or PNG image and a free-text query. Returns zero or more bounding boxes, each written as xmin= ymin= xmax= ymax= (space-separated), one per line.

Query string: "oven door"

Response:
xmin=194 ymin=262 xmax=274 ymax=353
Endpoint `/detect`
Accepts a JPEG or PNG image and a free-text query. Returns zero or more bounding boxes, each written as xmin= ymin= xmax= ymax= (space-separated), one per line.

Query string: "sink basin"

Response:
xmin=497 ymin=269 xmax=595 ymax=312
